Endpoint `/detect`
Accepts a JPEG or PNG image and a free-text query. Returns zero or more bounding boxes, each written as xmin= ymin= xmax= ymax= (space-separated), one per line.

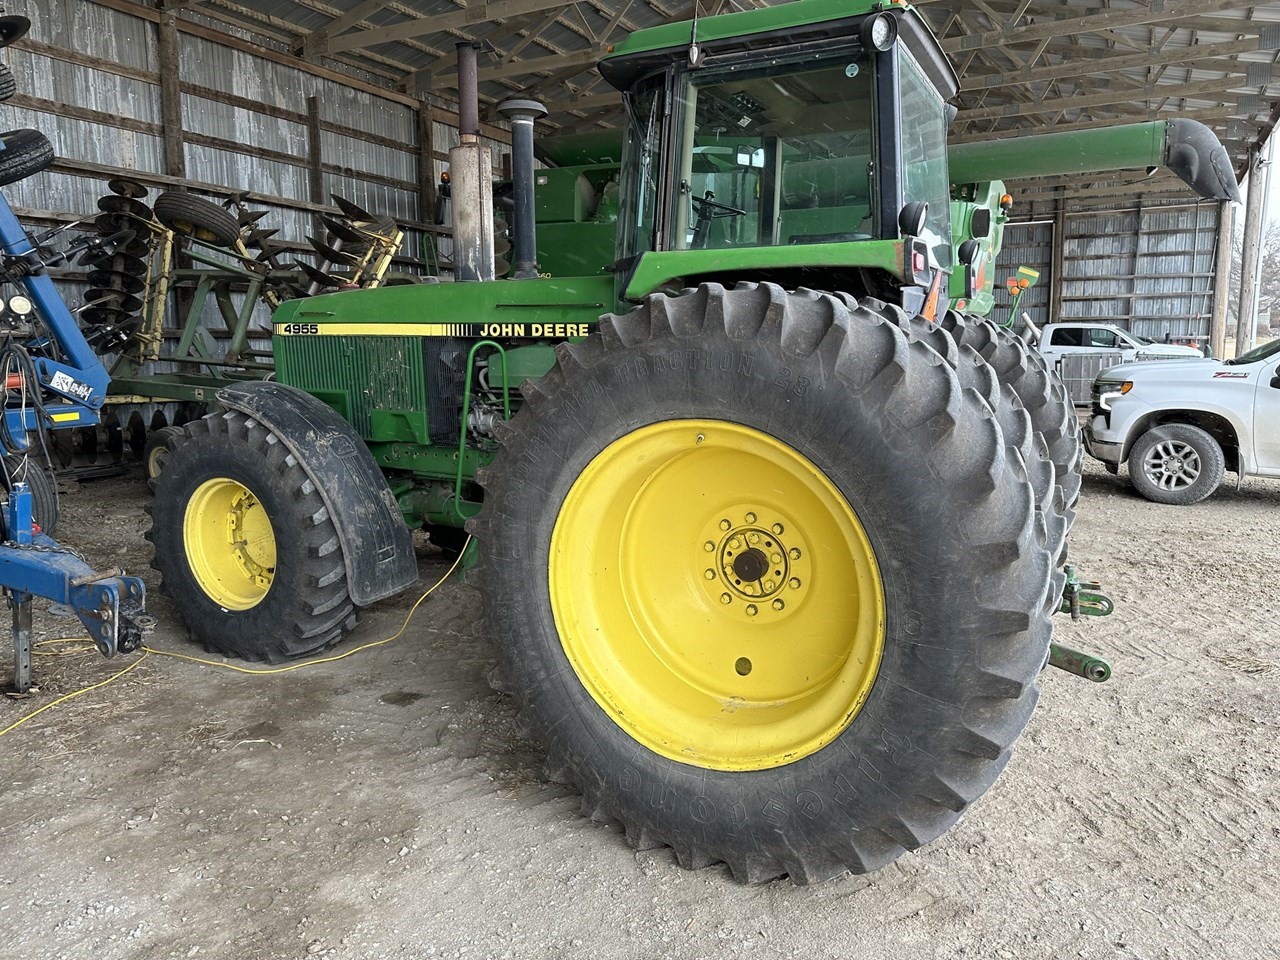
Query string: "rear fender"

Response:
xmin=216 ymin=381 xmax=418 ymax=606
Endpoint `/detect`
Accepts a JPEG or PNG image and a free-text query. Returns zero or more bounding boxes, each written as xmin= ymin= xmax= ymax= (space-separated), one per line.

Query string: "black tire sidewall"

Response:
xmin=153 ymin=192 xmax=240 ymax=247
xmin=0 ymin=129 xmax=54 ymax=187
xmin=485 ymin=311 xmax=1044 ymax=865
xmin=152 ymin=429 xmax=314 ymax=638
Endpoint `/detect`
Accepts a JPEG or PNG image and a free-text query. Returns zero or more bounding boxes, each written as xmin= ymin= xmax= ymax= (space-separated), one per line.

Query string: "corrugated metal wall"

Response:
xmin=3 ymin=0 xmax=511 ymax=274
xmin=997 ymin=203 xmax=1220 ymax=344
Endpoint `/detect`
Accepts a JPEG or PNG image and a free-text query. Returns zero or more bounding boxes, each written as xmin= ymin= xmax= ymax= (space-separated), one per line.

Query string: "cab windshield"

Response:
xmin=669 ymin=43 xmax=875 ymax=251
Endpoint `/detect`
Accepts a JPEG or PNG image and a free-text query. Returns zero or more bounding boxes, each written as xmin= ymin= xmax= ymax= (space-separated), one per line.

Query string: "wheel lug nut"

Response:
xmin=764 ymin=580 xmax=775 ymax=592
xmin=719 ymin=519 xmax=731 ymax=531
xmin=771 ymin=553 xmax=782 ymax=564
xmin=704 ymin=569 xmax=716 ymax=580
xmin=729 ymin=537 xmax=741 ymax=550
xmin=789 ymin=577 xmax=801 ymax=589
xmin=721 ymin=593 xmax=732 ymax=605
xmin=772 ymin=599 xmax=784 ymax=611
xmin=748 ymin=533 xmax=760 ymax=544
xmin=745 ymin=604 xmax=758 ymax=617
xmin=745 ymin=512 xmax=756 ymax=523
xmin=772 ymin=523 xmax=784 ymax=535
xmin=788 ymin=547 xmax=802 ymax=560
xmin=704 ymin=540 xmax=715 ymax=552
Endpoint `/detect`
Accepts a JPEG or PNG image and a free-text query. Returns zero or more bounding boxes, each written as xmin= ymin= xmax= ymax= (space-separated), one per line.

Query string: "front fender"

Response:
xmin=216 ymin=381 xmax=418 ymax=606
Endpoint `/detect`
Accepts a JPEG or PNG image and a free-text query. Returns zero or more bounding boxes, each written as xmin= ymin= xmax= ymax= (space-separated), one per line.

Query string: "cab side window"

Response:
xmin=1088 ymin=328 xmax=1119 ymax=348
xmin=1051 ymin=328 xmax=1084 ymax=347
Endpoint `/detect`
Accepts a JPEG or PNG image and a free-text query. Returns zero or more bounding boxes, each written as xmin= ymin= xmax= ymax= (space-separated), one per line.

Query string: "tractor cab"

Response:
xmin=599 ymin=0 xmax=958 ymax=317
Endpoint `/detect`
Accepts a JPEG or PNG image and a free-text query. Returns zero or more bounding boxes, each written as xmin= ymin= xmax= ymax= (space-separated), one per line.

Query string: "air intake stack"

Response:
xmin=496 ymin=99 xmax=547 ymax=280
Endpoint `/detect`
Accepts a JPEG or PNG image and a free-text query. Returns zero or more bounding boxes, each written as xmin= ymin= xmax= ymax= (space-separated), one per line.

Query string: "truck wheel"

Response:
xmin=1127 ymin=423 xmax=1224 ymax=505
xmin=146 ymin=410 xmax=357 ymax=661
xmin=941 ymin=312 xmax=1081 ymax=516
xmin=474 ymin=282 xmax=1053 ymax=883
xmin=153 ymin=191 xmax=241 ymax=248
xmin=4 ymin=455 xmax=58 ymax=535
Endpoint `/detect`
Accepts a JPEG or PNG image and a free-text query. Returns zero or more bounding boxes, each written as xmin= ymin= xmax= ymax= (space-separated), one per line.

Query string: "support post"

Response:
xmin=1049 ymin=200 xmax=1066 ymax=323
xmin=12 ymin=593 xmax=31 ymax=694
xmin=157 ymin=9 xmax=186 ymax=179
xmin=1236 ymin=142 xmax=1266 ymax=357
xmin=306 ymin=96 xmax=325 ymax=238
xmin=1210 ymin=199 xmax=1232 ymax=359
xmin=417 ymin=103 xmax=437 ymax=231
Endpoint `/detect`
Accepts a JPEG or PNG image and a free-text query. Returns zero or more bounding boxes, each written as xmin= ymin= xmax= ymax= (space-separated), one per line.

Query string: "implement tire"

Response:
xmin=154 ymin=191 xmax=240 ymax=248
xmin=144 ymin=424 xmax=187 ymax=485
xmin=0 ymin=129 xmax=54 ymax=187
xmin=3 ymin=454 xmax=58 ymax=535
xmin=146 ymin=410 xmax=357 ymax=661
xmin=474 ymin=282 xmax=1053 ymax=883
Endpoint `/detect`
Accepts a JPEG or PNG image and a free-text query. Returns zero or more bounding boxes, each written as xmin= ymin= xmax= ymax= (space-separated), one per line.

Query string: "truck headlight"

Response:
xmin=1094 ymin=380 xmax=1132 ymax=412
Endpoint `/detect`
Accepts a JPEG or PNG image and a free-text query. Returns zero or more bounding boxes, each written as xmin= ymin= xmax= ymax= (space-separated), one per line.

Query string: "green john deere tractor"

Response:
xmin=147 ymin=0 xmax=1239 ymax=882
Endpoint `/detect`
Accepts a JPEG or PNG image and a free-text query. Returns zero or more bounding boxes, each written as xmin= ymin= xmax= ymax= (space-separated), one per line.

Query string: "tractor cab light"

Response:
xmin=999 ymin=193 xmax=1013 ymax=211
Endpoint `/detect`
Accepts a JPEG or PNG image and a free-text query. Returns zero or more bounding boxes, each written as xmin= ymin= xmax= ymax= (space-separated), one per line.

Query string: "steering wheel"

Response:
xmin=690 ymin=191 xmax=746 ymax=248
xmin=691 ymin=192 xmax=746 ymax=219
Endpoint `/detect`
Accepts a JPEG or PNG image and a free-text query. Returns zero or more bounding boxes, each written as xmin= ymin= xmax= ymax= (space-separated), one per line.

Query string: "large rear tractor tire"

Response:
xmin=146 ymin=410 xmax=357 ymax=661
xmin=473 ymin=282 xmax=1054 ymax=883
xmin=941 ymin=312 xmax=1081 ymax=517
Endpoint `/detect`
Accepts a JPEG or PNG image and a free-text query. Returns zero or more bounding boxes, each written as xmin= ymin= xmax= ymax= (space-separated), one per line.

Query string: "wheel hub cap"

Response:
xmin=1144 ymin=440 xmax=1200 ymax=490
xmin=549 ymin=420 xmax=885 ymax=772
xmin=184 ymin=477 xmax=277 ymax=610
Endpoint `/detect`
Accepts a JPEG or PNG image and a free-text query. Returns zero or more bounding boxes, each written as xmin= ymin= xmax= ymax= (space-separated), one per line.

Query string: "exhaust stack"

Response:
xmin=496 ymin=99 xmax=547 ymax=280
xmin=449 ymin=42 xmax=494 ymax=281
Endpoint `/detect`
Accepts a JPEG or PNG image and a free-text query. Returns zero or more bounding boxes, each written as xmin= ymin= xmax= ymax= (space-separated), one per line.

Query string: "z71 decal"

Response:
xmin=1212 ymin=371 xmax=1249 ymax=379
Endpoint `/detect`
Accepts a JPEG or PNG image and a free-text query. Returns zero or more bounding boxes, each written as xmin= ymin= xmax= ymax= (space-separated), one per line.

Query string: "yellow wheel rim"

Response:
xmin=549 ymin=420 xmax=885 ymax=772
xmin=184 ymin=477 xmax=277 ymax=610
xmin=146 ymin=443 xmax=168 ymax=479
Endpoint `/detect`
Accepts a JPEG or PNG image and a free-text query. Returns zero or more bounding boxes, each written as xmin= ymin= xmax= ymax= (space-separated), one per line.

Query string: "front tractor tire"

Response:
xmin=474 ymin=282 xmax=1054 ymax=883
xmin=146 ymin=410 xmax=357 ymax=661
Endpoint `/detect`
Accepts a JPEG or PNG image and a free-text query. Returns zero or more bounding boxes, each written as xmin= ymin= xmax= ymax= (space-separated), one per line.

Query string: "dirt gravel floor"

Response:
xmin=1 ymin=457 xmax=1277 ymax=960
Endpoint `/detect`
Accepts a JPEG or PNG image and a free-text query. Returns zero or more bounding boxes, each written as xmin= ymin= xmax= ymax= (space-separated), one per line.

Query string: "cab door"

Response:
xmin=1254 ymin=359 xmax=1280 ymax=473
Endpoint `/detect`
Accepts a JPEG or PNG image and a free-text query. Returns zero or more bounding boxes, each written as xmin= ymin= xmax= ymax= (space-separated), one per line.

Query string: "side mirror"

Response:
xmin=957 ymin=239 xmax=980 ymax=265
xmin=1270 ymin=374 xmax=1280 ymax=389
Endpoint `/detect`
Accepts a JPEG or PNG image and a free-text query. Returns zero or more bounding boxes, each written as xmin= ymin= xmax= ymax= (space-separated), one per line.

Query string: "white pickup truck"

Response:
xmin=1084 ymin=338 xmax=1280 ymax=503
xmin=1039 ymin=322 xmax=1204 ymax=364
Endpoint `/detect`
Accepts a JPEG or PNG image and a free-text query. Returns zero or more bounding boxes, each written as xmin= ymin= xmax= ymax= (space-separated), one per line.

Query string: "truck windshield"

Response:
xmin=668 ymin=43 xmax=874 ymax=251
xmin=1226 ymin=337 xmax=1280 ymax=364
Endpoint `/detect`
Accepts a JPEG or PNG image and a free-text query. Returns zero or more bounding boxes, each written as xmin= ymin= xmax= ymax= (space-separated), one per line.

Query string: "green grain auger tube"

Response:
xmin=146 ymin=0 xmax=1239 ymax=883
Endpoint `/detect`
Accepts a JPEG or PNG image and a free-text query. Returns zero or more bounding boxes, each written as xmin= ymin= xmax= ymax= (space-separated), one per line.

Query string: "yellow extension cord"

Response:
xmin=0 ymin=538 xmax=470 ymax=739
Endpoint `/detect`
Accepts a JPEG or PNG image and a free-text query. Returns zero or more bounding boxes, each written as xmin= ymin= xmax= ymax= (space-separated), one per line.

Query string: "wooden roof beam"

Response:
xmin=941 ymin=0 xmax=1257 ymax=54
xmin=958 ymin=75 xmax=1255 ymax=123
xmin=961 ymin=37 xmax=1267 ymax=91
xmin=328 ymin=0 xmax=574 ymax=54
